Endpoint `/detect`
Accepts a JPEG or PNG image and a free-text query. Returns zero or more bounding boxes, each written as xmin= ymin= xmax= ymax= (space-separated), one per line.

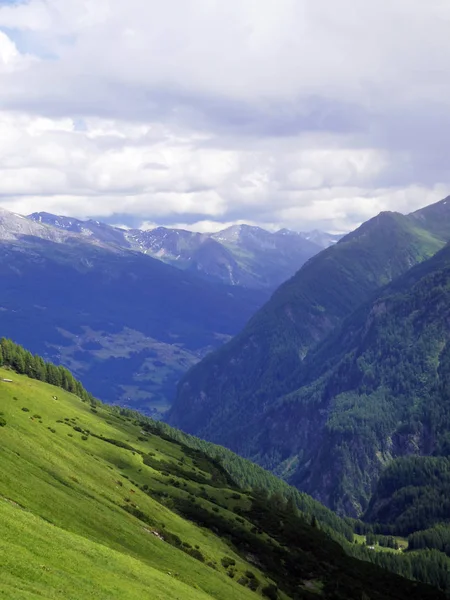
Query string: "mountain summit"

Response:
xmin=29 ymin=212 xmax=334 ymax=290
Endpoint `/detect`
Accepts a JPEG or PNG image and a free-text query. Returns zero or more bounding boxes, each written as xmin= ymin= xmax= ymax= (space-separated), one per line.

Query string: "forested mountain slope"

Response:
xmin=0 ymin=340 xmax=447 ymax=600
xmin=271 ymin=241 xmax=450 ymax=514
xmin=168 ymin=198 xmax=450 ymax=517
xmin=168 ymin=206 xmax=446 ymax=437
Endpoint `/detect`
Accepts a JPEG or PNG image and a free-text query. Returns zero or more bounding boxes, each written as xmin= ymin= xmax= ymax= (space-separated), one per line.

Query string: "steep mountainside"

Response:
xmin=168 ymin=208 xmax=446 ymax=436
xmin=209 ymin=224 xmax=323 ymax=289
xmin=0 ymin=344 xmax=446 ymax=600
xmin=0 ymin=208 xmax=264 ymax=414
xmin=168 ymin=198 xmax=450 ymax=515
xmin=269 ymin=241 xmax=450 ymax=514
xmin=29 ymin=212 xmax=326 ymax=290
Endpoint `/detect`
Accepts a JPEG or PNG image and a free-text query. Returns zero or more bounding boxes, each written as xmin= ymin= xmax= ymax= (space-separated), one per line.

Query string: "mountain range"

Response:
xmin=0 ymin=208 xmax=264 ymax=415
xmin=168 ymin=197 xmax=450 ymax=517
xmin=30 ymin=212 xmax=337 ymax=290
xmin=0 ymin=208 xmax=333 ymax=415
xmin=4 ymin=199 xmax=450 ymax=597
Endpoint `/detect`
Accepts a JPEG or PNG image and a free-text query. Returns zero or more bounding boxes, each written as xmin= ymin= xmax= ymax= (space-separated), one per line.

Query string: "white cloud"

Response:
xmin=0 ymin=1 xmax=449 ymax=232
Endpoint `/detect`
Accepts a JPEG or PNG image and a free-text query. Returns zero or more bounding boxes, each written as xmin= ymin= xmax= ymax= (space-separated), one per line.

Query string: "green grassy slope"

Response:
xmin=0 ymin=370 xmax=268 ymax=600
xmin=0 ymin=367 xmax=445 ymax=600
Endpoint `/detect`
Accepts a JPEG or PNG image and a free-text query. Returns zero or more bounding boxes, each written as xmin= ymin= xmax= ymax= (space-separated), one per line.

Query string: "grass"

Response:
xmin=1 ymin=368 xmax=446 ymax=600
xmin=0 ymin=369 xmax=270 ymax=600
xmin=354 ymin=534 xmax=408 ymax=553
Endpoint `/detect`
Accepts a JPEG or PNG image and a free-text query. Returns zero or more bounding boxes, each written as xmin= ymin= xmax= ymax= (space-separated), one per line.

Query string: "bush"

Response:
xmin=221 ymin=556 xmax=236 ymax=568
xmin=21 ymin=407 xmax=30 ymax=412
xmin=185 ymin=548 xmax=205 ymax=562
xmin=0 ymin=417 xmax=6 ymax=427
xmin=262 ymin=584 xmax=278 ymax=600
xmin=81 ymin=435 xmax=88 ymax=441
xmin=248 ymin=577 xmax=259 ymax=591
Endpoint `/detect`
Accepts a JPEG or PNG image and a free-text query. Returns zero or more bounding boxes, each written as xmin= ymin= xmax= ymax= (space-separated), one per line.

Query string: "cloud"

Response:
xmin=0 ymin=1 xmax=449 ymax=231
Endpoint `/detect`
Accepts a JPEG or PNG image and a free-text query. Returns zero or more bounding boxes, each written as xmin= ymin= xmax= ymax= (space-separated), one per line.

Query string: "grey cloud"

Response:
xmin=0 ymin=0 xmax=449 ymax=231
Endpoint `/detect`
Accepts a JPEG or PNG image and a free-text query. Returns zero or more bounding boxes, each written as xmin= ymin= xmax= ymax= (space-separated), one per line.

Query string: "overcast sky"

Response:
xmin=0 ymin=0 xmax=449 ymax=233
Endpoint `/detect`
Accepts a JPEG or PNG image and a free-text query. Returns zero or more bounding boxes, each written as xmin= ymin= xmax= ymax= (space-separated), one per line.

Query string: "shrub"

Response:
xmin=0 ymin=417 xmax=6 ymax=427
xmin=221 ymin=556 xmax=236 ymax=568
xmin=33 ymin=414 xmax=42 ymax=419
xmin=238 ymin=577 xmax=249 ymax=586
xmin=21 ymin=407 xmax=30 ymax=412
xmin=262 ymin=584 xmax=278 ymax=600
xmin=81 ymin=435 xmax=88 ymax=441
xmin=47 ymin=427 xmax=56 ymax=433
xmin=248 ymin=578 xmax=259 ymax=591
xmin=185 ymin=548 xmax=205 ymax=562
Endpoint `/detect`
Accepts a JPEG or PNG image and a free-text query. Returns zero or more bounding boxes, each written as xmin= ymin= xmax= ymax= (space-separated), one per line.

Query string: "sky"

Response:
xmin=0 ymin=1 xmax=449 ymax=233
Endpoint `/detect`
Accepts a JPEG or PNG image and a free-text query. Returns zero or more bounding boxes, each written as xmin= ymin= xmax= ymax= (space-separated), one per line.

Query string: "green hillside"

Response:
xmin=0 ymin=357 xmax=446 ymax=600
xmin=167 ymin=198 xmax=450 ymax=527
xmin=168 ymin=208 xmax=445 ymax=448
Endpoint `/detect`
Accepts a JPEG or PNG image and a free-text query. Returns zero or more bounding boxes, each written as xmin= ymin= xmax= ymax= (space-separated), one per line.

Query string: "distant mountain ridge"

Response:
xmin=0 ymin=206 xmax=266 ymax=415
xmin=29 ymin=212 xmax=337 ymax=290
xmin=168 ymin=196 xmax=450 ymax=515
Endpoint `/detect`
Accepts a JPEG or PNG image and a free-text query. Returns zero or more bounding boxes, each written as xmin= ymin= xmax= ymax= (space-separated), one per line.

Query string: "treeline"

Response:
xmin=409 ymin=525 xmax=450 ymax=556
xmin=0 ymin=337 xmax=96 ymax=405
xmin=108 ymin=404 xmax=355 ymax=542
xmin=347 ymin=544 xmax=450 ymax=593
xmin=124 ymin=409 xmax=450 ymax=593
xmin=364 ymin=533 xmax=399 ymax=549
